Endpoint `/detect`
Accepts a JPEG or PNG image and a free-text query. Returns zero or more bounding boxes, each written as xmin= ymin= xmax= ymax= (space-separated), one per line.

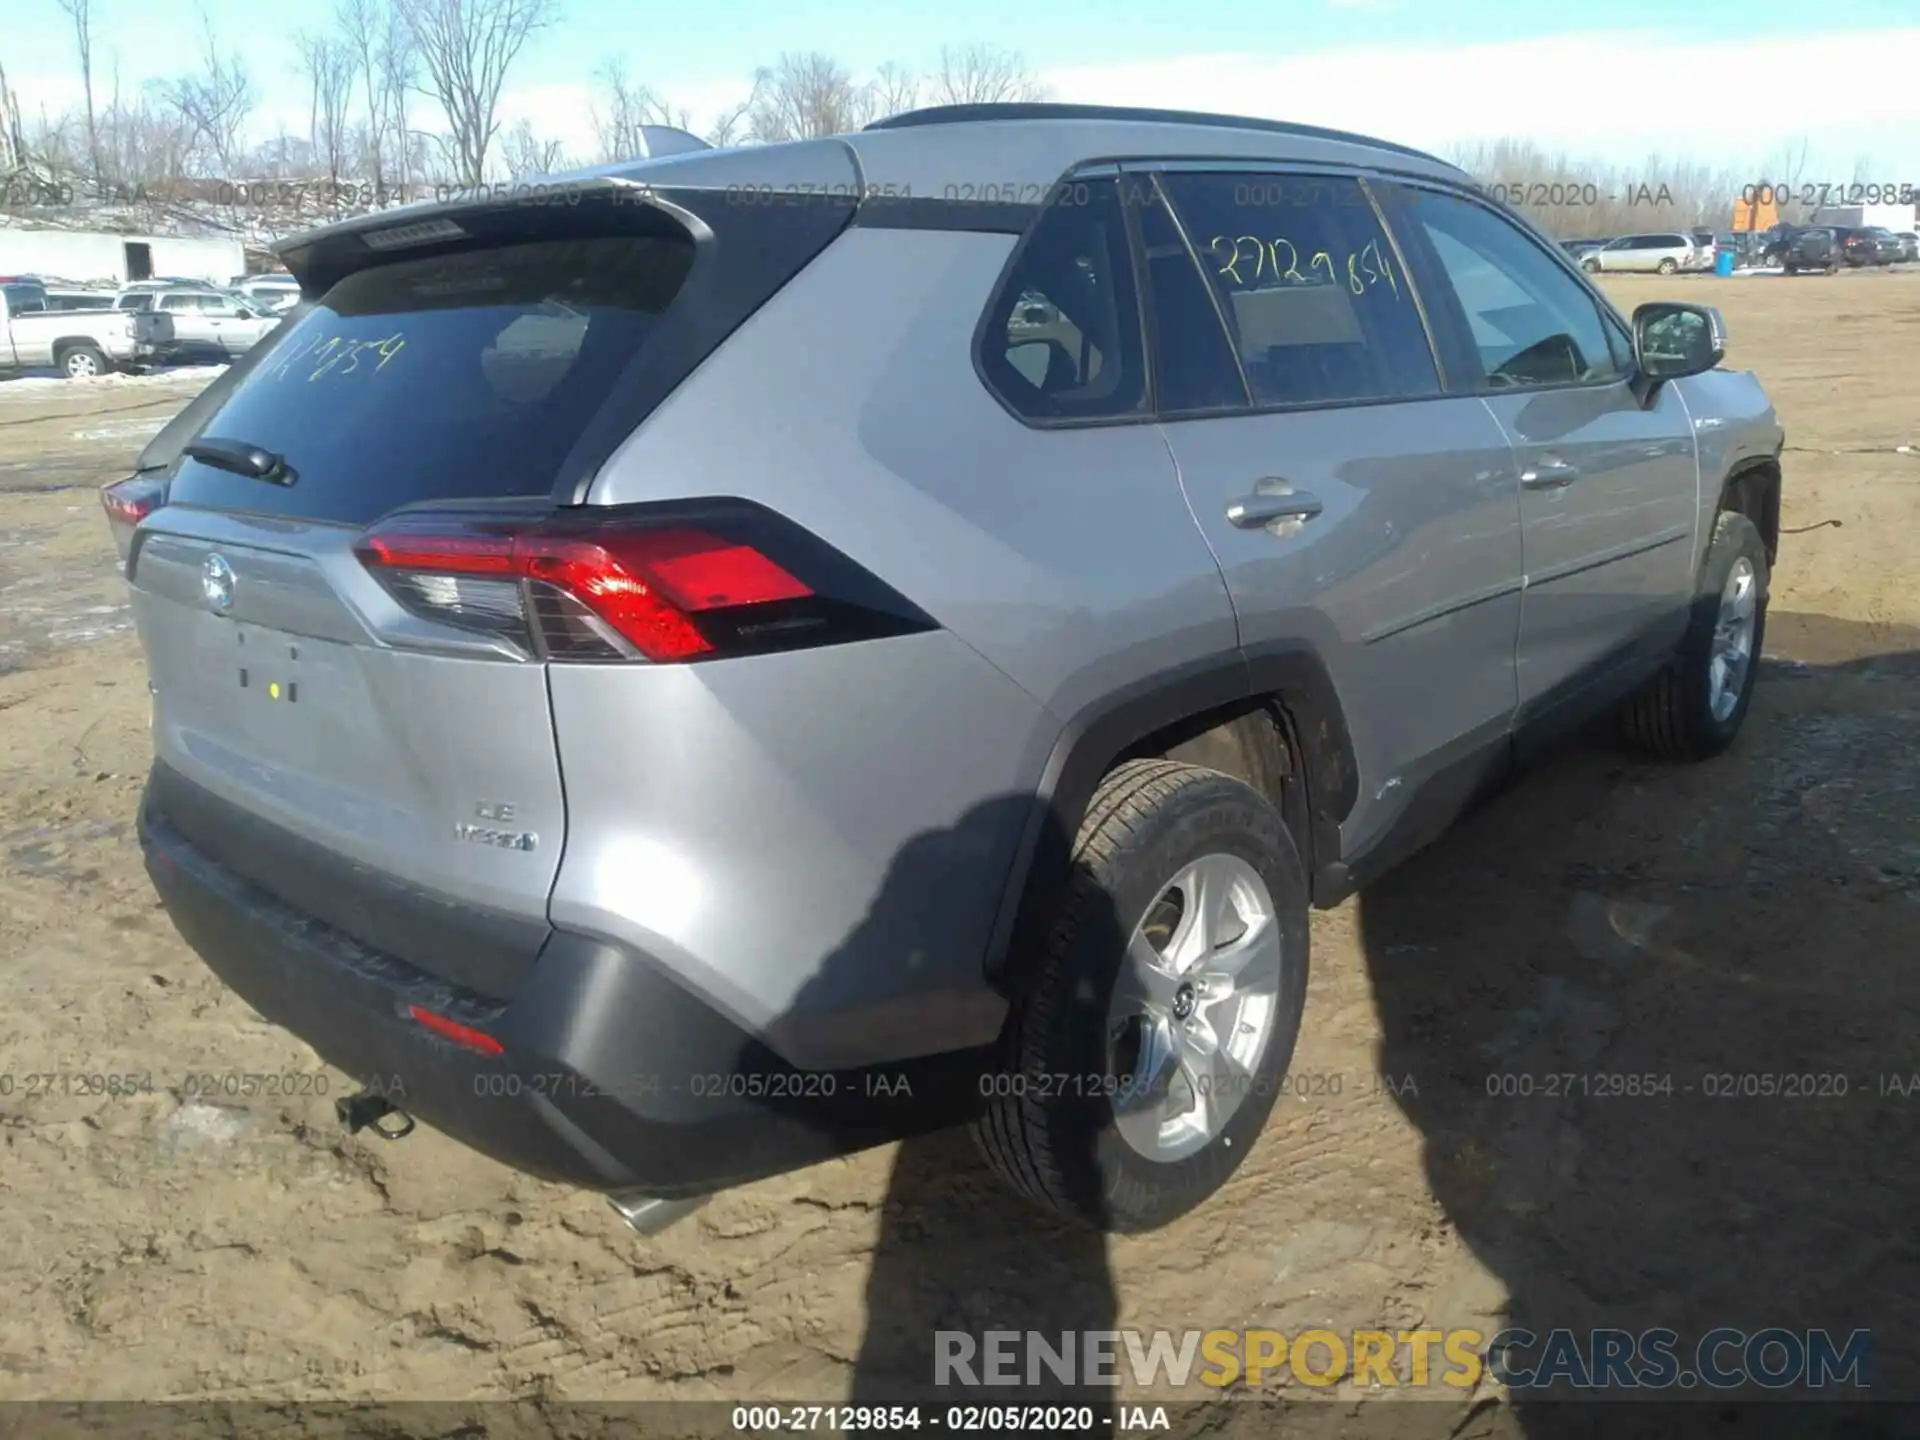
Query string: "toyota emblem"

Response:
xmin=202 ymin=553 xmax=235 ymax=613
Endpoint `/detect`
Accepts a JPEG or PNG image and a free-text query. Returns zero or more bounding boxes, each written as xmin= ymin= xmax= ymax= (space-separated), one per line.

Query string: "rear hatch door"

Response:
xmin=131 ymin=180 xmax=858 ymax=997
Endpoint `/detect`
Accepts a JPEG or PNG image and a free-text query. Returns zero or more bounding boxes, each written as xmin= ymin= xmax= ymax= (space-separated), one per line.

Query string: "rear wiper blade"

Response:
xmin=184 ymin=437 xmax=296 ymax=486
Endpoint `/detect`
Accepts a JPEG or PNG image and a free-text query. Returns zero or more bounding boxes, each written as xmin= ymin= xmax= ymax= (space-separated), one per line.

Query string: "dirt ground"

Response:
xmin=1 ymin=271 xmax=1917 ymax=1432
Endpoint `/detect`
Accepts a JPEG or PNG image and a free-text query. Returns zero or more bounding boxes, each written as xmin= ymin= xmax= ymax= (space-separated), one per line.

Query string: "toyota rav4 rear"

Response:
xmin=122 ymin=151 xmax=1052 ymax=1228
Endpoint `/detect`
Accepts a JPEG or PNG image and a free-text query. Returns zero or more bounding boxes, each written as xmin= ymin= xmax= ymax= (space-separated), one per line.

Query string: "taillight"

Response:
xmin=101 ymin=475 xmax=164 ymax=525
xmin=354 ymin=501 xmax=936 ymax=663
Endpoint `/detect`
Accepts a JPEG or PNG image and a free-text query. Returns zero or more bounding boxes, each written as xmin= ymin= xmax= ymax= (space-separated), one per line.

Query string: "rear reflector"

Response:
xmin=355 ymin=502 xmax=931 ymax=664
xmin=407 ymin=1005 xmax=506 ymax=1056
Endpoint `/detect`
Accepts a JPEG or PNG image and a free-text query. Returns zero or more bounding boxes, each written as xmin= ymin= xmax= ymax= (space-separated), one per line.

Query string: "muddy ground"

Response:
xmin=1 ymin=272 xmax=1916 ymax=1434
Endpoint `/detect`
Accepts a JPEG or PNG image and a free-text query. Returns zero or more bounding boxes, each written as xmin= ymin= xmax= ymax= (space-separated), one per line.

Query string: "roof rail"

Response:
xmin=863 ymin=103 xmax=1449 ymax=166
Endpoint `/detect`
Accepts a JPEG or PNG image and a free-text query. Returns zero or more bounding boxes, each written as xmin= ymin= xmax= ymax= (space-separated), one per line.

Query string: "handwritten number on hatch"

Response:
xmin=268 ymin=330 xmax=407 ymax=382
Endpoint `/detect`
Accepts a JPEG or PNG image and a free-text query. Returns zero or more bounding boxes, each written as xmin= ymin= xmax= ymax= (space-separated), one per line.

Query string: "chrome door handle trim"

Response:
xmin=1227 ymin=491 xmax=1325 ymax=527
xmin=1519 ymin=459 xmax=1581 ymax=489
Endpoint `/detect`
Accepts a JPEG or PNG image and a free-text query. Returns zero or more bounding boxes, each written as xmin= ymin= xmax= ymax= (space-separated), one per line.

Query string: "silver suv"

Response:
xmin=109 ymin=104 xmax=1785 ymax=1236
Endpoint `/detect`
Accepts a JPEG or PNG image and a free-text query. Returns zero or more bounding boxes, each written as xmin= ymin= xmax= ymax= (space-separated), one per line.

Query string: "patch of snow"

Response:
xmin=0 ymin=364 xmax=227 ymax=398
xmin=72 ymin=418 xmax=171 ymax=442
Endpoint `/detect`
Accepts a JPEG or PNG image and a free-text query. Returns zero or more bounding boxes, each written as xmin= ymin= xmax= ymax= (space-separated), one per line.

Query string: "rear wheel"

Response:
xmin=1582 ymin=258 xmax=1601 ymax=274
xmin=1622 ymin=511 xmax=1769 ymax=761
xmin=974 ymin=759 xmax=1309 ymax=1232
xmin=61 ymin=344 xmax=108 ymax=379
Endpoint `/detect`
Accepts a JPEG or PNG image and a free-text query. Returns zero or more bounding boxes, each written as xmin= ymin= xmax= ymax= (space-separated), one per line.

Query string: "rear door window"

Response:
xmin=1156 ymin=171 xmax=1440 ymax=407
xmin=165 ymin=234 xmax=695 ymax=524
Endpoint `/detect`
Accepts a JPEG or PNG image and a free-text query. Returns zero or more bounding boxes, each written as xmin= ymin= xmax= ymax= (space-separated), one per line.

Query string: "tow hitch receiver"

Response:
xmin=335 ymin=1087 xmax=416 ymax=1140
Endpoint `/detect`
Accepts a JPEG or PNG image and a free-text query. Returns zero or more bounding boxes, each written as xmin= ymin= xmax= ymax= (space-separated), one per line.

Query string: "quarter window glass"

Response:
xmin=981 ymin=179 xmax=1146 ymax=421
xmin=1405 ymin=191 xmax=1622 ymax=388
xmin=1158 ymin=172 xmax=1439 ymax=407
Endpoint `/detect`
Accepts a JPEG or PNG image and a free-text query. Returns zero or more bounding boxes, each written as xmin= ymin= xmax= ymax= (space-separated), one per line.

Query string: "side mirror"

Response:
xmin=1632 ymin=301 xmax=1724 ymax=397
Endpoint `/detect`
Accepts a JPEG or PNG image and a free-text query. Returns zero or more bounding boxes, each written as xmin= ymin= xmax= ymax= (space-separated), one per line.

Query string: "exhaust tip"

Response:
xmin=608 ymin=1190 xmax=711 ymax=1237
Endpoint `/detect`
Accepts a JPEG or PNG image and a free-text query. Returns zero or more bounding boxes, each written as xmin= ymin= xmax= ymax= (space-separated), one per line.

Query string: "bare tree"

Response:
xmin=925 ymin=43 xmax=1047 ymax=106
xmin=590 ymin=60 xmax=696 ymax=160
xmin=0 ymin=56 xmax=25 ymax=175
xmin=338 ymin=0 xmax=388 ymax=194
xmin=706 ymin=98 xmax=751 ymax=148
xmin=744 ymin=52 xmax=870 ymax=142
xmin=379 ymin=13 xmax=419 ymax=196
xmin=54 ymin=0 xmax=104 ymax=180
xmin=867 ymin=61 xmax=920 ymax=123
xmin=296 ymin=31 xmax=356 ymax=186
xmin=396 ymin=0 xmax=558 ymax=185
xmin=501 ymin=116 xmax=566 ymax=175
xmin=165 ymin=11 xmax=255 ymax=176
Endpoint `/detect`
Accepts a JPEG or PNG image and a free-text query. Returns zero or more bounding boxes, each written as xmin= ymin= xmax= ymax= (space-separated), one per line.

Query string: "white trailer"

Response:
xmin=1806 ymin=201 xmax=1919 ymax=232
xmin=0 ymin=228 xmax=247 ymax=287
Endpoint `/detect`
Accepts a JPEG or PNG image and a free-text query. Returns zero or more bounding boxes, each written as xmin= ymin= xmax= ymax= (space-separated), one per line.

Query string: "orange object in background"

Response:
xmin=1731 ymin=191 xmax=1782 ymax=233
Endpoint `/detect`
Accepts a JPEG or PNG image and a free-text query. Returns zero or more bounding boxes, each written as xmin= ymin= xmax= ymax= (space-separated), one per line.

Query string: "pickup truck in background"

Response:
xmin=0 ymin=285 xmax=172 ymax=378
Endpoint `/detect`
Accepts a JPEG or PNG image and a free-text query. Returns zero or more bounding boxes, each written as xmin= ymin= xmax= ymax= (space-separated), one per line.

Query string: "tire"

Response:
xmin=973 ymin=759 xmax=1310 ymax=1232
xmin=62 ymin=344 xmax=108 ymax=379
xmin=1657 ymin=257 xmax=1678 ymax=275
xmin=1582 ymin=259 xmax=1601 ymax=274
xmin=1621 ymin=511 xmax=1770 ymax=761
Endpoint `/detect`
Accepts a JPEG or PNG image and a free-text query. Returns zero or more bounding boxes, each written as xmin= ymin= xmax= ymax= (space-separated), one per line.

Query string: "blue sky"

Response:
xmin=12 ymin=0 xmax=1920 ymax=180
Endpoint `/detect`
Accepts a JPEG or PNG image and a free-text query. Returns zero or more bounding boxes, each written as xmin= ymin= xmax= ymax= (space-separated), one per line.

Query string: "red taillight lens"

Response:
xmin=407 ymin=1005 xmax=506 ymax=1057
xmin=353 ymin=504 xmax=916 ymax=665
xmin=101 ymin=476 xmax=163 ymax=525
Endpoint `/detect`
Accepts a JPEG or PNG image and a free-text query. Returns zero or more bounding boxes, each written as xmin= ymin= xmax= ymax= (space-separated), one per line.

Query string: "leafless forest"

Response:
xmin=0 ymin=0 xmax=1858 ymax=241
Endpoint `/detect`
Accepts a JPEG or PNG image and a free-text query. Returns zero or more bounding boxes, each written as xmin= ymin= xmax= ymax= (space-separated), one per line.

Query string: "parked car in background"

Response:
xmin=144 ymin=288 xmax=278 ymax=362
xmin=232 ymin=274 xmax=301 ymax=313
xmin=1 ymin=283 xmax=170 ymax=377
xmin=1828 ymin=227 xmax=1891 ymax=267
xmin=115 ymin=281 xmax=201 ymax=311
xmin=1583 ymin=232 xmax=1698 ymax=274
xmin=1896 ymin=232 xmax=1920 ymax=263
xmin=45 ymin=287 xmax=116 ymax=311
xmin=1770 ymin=227 xmax=1839 ymax=274
xmin=1 ymin=278 xmax=49 ymax=312
xmin=1856 ymin=227 xmax=1905 ymax=265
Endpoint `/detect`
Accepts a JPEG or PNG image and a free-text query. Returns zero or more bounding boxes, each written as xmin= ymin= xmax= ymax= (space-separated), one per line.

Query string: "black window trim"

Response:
xmin=1381 ymin=176 xmax=1642 ymax=401
xmin=973 ymin=154 xmax=1469 ymax=432
xmin=1128 ymin=170 xmax=1252 ymax=418
xmin=968 ymin=171 xmax=1156 ymax=432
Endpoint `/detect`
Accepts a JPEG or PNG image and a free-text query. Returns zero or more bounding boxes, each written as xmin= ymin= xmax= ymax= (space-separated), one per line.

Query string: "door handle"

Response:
xmin=1519 ymin=458 xmax=1581 ymax=490
xmin=1227 ymin=489 xmax=1324 ymax=528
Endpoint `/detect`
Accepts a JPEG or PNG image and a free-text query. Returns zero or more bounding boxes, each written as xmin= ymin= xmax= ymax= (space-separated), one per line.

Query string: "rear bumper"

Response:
xmin=139 ymin=774 xmax=990 ymax=1196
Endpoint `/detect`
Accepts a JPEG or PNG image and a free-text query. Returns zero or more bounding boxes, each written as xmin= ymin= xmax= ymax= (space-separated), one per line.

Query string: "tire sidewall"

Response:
xmin=1038 ymin=775 xmax=1310 ymax=1231
xmin=1676 ymin=514 xmax=1770 ymax=755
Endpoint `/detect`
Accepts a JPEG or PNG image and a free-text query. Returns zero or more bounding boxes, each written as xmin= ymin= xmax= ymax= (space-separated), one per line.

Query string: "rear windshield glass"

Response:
xmin=166 ymin=235 xmax=695 ymax=525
